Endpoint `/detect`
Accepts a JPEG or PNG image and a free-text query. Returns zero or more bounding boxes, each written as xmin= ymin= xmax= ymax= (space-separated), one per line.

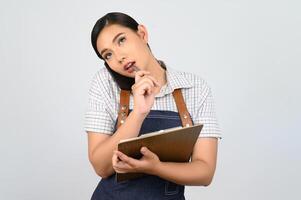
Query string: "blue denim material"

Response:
xmin=91 ymin=110 xmax=190 ymax=200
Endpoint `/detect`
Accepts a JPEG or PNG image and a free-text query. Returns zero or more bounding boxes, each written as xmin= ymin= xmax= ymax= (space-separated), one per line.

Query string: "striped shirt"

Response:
xmin=84 ymin=65 xmax=222 ymax=139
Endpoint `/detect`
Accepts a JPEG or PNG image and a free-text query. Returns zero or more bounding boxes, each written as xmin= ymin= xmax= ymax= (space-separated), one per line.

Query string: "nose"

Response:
xmin=115 ymin=50 xmax=126 ymax=64
xmin=118 ymin=56 xmax=125 ymax=64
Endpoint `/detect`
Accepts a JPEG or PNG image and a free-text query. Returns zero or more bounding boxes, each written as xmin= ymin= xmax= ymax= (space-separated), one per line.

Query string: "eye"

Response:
xmin=118 ymin=36 xmax=126 ymax=45
xmin=103 ymin=52 xmax=112 ymax=60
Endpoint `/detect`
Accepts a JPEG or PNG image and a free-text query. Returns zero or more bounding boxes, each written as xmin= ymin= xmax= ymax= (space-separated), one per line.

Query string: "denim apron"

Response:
xmin=91 ymin=89 xmax=193 ymax=200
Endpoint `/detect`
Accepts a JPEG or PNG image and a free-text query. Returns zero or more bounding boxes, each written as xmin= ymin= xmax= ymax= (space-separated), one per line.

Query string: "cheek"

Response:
xmin=131 ymin=42 xmax=149 ymax=58
xmin=106 ymin=60 xmax=119 ymax=71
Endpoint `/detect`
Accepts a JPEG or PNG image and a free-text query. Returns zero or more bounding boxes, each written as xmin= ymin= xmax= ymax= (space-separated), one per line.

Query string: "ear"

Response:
xmin=137 ymin=24 xmax=148 ymax=43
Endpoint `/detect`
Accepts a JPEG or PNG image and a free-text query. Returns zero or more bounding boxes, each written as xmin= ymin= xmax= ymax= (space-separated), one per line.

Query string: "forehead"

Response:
xmin=96 ymin=24 xmax=135 ymax=50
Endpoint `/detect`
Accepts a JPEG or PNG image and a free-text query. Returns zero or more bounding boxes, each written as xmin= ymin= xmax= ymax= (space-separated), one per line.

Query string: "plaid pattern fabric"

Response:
xmin=84 ymin=66 xmax=222 ymax=139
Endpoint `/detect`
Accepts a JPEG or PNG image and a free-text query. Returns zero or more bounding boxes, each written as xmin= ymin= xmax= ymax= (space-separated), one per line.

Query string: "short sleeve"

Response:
xmin=84 ymin=73 xmax=114 ymax=135
xmin=194 ymin=85 xmax=222 ymax=139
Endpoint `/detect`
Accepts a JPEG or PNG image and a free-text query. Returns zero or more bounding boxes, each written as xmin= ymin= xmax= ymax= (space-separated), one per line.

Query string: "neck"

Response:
xmin=145 ymin=57 xmax=167 ymax=87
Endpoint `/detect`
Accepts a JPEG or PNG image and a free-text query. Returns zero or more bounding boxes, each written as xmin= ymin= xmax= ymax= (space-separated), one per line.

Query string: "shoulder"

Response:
xmin=88 ymin=67 xmax=117 ymax=100
xmin=170 ymin=67 xmax=211 ymax=96
xmin=90 ymin=67 xmax=113 ymax=86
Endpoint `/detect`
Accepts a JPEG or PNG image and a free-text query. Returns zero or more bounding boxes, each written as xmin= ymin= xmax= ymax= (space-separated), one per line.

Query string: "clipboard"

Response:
xmin=116 ymin=123 xmax=203 ymax=182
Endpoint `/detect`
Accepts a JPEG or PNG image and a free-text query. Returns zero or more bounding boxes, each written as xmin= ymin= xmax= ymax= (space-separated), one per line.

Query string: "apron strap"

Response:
xmin=117 ymin=88 xmax=192 ymax=128
xmin=172 ymin=88 xmax=193 ymax=127
xmin=117 ymin=89 xmax=130 ymax=128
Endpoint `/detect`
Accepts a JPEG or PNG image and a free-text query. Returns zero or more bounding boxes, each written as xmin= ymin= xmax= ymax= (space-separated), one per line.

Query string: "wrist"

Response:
xmin=149 ymin=160 xmax=163 ymax=176
xmin=131 ymin=109 xmax=148 ymax=119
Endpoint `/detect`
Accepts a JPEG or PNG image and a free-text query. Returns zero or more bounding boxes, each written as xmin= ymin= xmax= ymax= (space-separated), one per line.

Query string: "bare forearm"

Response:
xmin=91 ymin=111 xmax=146 ymax=177
xmin=153 ymin=160 xmax=215 ymax=186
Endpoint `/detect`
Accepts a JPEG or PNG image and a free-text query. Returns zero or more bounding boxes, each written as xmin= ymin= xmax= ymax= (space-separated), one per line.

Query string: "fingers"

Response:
xmin=135 ymin=70 xmax=150 ymax=83
xmin=132 ymin=73 xmax=160 ymax=96
xmin=112 ymin=150 xmax=126 ymax=173
xmin=113 ymin=161 xmax=129 ymax=173
xmin=113 ymin=150 xmax=137 ymax=170
xmin=134 ymin=71 xmax=160 ymax=86
xmin=132 ymin=78 xmax=154 ymax=95
xmin=112 ymin=149 xmax=158 ymax=174
xmin=140 ymin=147 xmax=154 ymax=158
xmin=140 ymin=147 xmax=148 ymax=154
xmin=134 ymin=77 xmax=155 ymax=89
xmin=112 ymin=150 xmax=119 ymax=169
xmin=115 ymin=151 xmax=138 ymax=167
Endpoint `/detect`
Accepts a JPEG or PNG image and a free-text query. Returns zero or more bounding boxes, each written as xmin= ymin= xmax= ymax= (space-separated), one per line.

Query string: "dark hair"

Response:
xmin=91 ymin=12 xmax=165 ymax=90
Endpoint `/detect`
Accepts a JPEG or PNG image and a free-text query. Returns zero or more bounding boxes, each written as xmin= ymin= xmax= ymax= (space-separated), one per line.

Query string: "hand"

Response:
xmin=112 ymin=147 xmax=161 ymax=175
xmin=131 ymin=70 xmax=160 ymax=115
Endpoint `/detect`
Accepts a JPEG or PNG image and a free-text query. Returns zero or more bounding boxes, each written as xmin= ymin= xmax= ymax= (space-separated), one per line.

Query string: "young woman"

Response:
xmin=85 ymin=12 xmax=222 ymax=200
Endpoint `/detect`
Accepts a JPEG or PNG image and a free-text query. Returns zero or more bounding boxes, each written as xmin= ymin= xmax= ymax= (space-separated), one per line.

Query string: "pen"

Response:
xmin=132 ymin=65 xmax=140 ymax=72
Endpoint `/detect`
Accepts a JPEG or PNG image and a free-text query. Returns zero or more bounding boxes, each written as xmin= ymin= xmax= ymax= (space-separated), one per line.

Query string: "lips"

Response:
xmin=124 ymin=61 xmax=135 ymax=71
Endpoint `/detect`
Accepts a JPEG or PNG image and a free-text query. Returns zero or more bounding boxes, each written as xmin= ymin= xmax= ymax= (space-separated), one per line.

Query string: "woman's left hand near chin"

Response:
xmin=112 ymin=147 xmax=161 ymax=174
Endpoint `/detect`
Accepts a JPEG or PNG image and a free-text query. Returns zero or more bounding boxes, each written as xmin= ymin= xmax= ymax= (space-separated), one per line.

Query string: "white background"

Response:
xmin=0 ymin=0 xmax=300 ymax=199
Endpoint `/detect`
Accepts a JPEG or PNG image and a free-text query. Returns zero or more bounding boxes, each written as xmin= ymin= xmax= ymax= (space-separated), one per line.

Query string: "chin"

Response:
xmin=120 ymin=71 xmax=135 ymax=78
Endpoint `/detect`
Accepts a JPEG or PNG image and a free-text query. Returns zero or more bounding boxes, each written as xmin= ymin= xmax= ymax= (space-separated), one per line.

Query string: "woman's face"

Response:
xmin=96 ymin=24 xmax=151 ymax=77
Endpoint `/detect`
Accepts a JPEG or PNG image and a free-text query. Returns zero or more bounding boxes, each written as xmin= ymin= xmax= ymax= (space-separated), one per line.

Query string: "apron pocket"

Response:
xmin=164 ymin=181 xmax=179 ymax=195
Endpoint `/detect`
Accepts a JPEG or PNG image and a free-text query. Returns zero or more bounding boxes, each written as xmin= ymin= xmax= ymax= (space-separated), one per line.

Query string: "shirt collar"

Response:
xmin=155 ymin=65 xmax=193 ymax=97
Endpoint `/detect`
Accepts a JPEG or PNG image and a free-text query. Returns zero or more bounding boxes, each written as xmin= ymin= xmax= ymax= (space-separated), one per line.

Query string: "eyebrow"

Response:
xmin=100 ymin=32 xmax=125 ymax=57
